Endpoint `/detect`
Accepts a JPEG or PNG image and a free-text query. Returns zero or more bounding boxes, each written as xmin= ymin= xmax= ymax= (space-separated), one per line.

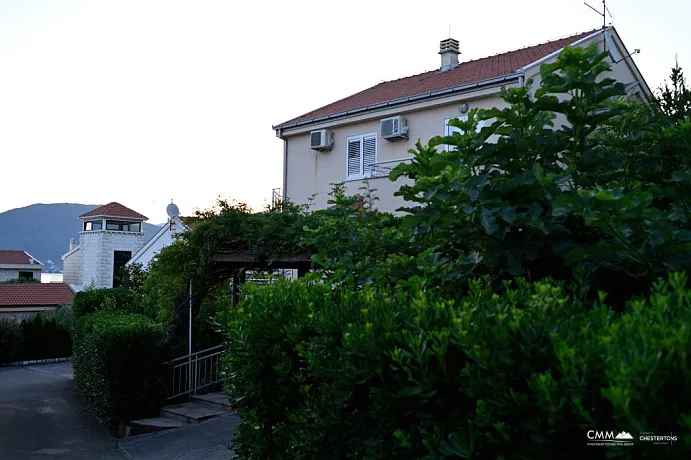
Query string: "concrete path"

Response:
xmin=0 ymin=362 xmax=124 ymax=460
xmin=117 ymin=413 xmax=240 ymax=460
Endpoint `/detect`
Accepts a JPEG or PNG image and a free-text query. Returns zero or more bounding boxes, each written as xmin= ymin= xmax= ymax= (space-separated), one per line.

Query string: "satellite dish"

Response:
xmin=166 ymin=200 xmax=180 ymax=218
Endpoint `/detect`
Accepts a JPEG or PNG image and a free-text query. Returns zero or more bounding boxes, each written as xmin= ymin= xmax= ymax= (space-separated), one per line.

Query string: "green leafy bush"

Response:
xmin=36 ymin=307 xmax=75 ymax=338
xmin=73 ymin=287 xmax=149 ymax=319
xmin=0 ymin=318 xmax=23 ymax=363
xmin=388 ymin=45 xmax=691 ymax=306
xmin=72 ymin=311 xmax=168 ymax=427
xmin=225 ymin=274 xmax=691 ymax=459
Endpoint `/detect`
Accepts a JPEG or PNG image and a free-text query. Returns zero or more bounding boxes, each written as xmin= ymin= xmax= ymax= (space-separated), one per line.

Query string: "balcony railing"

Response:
xmin=366 ymin=157 xmax=413 ymax=177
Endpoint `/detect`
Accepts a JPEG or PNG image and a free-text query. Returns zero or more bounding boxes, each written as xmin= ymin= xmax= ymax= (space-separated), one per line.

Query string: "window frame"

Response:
xmin=105 ymin=220 xmax=142 ymax=232
xmin=84 ymin=220 xmax=103 ymax=231
xmin=345 ymin=132 xmax=378 ymax=180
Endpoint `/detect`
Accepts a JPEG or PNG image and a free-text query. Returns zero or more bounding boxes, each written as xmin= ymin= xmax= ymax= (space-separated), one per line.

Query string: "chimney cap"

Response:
xmin=439 ymin=37 xmax=460 ymax=71
xmin=439 ymin=38 xmax=460 ymax=55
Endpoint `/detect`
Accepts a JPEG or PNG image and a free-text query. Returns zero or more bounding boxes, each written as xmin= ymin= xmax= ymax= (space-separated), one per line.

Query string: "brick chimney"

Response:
xmin=69 ymin=238 xmax=77 ymax=251
xmin=439 ymin=38 xmax=460 ymax=72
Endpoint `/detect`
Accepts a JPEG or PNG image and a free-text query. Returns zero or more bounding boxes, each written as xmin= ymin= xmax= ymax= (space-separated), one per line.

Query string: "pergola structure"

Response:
xmin=209 ymin=250 xmax=312 ymax=304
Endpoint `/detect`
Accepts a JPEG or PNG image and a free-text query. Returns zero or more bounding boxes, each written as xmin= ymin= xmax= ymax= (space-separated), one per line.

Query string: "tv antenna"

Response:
xmin=584 ymin=0 xmax=613 ymax=29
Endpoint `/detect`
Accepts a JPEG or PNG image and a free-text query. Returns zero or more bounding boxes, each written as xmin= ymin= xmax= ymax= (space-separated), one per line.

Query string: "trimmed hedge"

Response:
xmin=0 ymin=318 xmax=24 ymax=363
xmin=72 ymin=311 xmax=168 ymax=427
xmin=0 ymin=308 xmax=74 ymax=364
xmin=73 ymin=287 xmax=149 ymax=319
xmin=224 ymin=274 xmax=691 ymax=459
xmin=20 ymin=313 xmax=72 ymax=361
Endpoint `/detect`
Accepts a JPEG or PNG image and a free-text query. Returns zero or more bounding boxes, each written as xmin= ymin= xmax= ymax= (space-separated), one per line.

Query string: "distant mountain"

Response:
xmin=0 ymin=203 xmax=161 ymax=272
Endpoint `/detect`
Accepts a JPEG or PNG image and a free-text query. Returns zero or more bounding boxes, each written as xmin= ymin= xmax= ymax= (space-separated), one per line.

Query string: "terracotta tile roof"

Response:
xmin=277 ymin=30 xmax=596 ymax=127
xmin=0 ymin=250 xmax=43 ymax=266
xmin=79 ymin=202 xmax=148 ymax=220
xmin=0 ymin=283 xmax=75 ymax=307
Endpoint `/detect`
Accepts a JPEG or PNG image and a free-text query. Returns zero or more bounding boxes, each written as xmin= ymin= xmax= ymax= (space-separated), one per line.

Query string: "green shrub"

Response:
xmin=36 ymin=306 xmax=75 ymax=339
xmin=388 ymin=45 xmax=691 ymax=307
xmin=0 ymin=318 xmax=23 ymax=363
xmin=19 ymin=311 xmax=72 ymax=361
xmin=225 ymin=274 xmax=691 ymax=459
xmin=72 ymin=311 xmax=168 ymax=428
xmin=73 ymin=287 xmax=148 ymax=319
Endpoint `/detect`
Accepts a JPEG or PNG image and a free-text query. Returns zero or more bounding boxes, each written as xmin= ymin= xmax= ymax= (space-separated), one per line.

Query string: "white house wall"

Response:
xmin=0 ymin=268 xmax=42 ymax=282
xmin=62 ymin=249 xmax=83 ymax=286
xmin=285 ymin=93 xmax=509 ymax=213
xmin=0 ymin=270 xmax=20 ymax=282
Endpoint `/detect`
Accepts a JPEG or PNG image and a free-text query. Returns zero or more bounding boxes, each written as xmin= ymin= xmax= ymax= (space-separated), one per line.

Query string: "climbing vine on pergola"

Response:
xmin=143 ymin=198 xmax=319 ymax=348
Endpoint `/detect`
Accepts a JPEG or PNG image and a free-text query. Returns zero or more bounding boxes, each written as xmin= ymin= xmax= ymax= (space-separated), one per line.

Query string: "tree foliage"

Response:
xmin=384 ymin=44 xmax=691 ymax=306
xmin=224 ymin=47 xmax=691 ymax=458
xmin=142 ymin=199 xmax=318 ymax=352
xmin=657 ymin=58 xmax=691 ymax=121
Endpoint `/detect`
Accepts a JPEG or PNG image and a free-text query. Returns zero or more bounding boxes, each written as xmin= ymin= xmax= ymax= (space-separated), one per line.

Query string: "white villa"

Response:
xmin=62 ymin=202 xmax=188 ymax=291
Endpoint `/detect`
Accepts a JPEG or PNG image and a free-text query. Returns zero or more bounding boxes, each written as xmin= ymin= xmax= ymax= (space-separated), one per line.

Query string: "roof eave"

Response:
xmin=273 ymin=72 xmax=522 ymax=133
xmin=79 ymin=214 xmax=148 ymax=221
xmin=127 ymin=217 xmax=189 ymax=266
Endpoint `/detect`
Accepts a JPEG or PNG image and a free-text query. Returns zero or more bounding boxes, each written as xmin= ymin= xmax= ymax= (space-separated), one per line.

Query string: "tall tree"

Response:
xmin=657 ymin=57 xmax=691 ymax=120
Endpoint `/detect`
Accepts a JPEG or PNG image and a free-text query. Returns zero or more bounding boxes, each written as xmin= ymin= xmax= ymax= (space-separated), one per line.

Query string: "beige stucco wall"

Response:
xmin=282 ymin=29 xmax=647 ymax=214
xmin=524 ymin=30 xmax=646 ymax=130
xmin=284 ymin=93 xmax=509 ymax=212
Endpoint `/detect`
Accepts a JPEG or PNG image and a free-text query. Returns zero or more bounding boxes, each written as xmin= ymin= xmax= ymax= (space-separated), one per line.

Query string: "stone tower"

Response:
xmin=64 ymin=202 xmax=148 ymax=290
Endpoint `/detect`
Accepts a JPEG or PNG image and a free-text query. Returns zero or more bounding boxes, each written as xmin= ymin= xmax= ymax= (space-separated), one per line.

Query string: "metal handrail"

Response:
xmin=164 ymin=345 xmax=225 ymax=365
xmin=166 ymin=345 xmax=227 ymax=400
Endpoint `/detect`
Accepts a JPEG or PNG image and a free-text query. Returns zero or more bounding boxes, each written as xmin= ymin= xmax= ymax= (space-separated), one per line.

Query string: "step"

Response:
xmin=190 ymin=392 xmax=232 ymax=411
xmin=161 ymin=402 xmax=227 ymax=424
xmin=127 ymin=416 xmax=185 ymax=436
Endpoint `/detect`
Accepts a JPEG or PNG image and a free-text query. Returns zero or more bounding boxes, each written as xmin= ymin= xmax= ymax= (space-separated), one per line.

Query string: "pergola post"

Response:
xmin=231 ymin=268 xmax=247 ymax=307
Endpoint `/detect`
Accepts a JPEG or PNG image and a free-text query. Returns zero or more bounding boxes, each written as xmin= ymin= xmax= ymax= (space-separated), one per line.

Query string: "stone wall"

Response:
xmin=80 ymin=230 xmax=147 ymax=289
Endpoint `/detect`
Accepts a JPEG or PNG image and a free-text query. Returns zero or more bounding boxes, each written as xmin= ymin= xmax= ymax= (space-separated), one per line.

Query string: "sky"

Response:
xmin=0 ymin=0 xmax=688 ymax=223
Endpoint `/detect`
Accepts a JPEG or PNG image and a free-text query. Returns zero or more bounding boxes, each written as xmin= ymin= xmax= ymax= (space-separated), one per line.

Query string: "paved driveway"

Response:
xmin=0 ymin=362 xmax=124 ymax=460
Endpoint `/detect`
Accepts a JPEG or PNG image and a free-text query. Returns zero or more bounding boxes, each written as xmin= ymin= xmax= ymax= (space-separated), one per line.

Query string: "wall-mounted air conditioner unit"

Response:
xmin=310 ymin=129 xmax=334 ymax=151
xmin=380 ymin=115 xmax=409 ymax=140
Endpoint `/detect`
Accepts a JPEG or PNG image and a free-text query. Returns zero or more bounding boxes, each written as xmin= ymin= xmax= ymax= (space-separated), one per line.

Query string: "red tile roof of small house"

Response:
xmin=276 ymin=30 xmax=596 ymax=127
xmin=0 ymin=283 xmax=75 ymax=307
xmin=79 ymin=202 xmax=148 ymax=220
xmin=0 ymin=250 xmax=43 ymax=266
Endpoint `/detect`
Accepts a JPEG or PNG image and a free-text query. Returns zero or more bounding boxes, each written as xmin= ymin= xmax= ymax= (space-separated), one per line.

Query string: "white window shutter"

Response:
xmin=362 ymin=136 xmax=376 ymax=176
xmin=347 ymin=139 xmax=362 ymax=178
